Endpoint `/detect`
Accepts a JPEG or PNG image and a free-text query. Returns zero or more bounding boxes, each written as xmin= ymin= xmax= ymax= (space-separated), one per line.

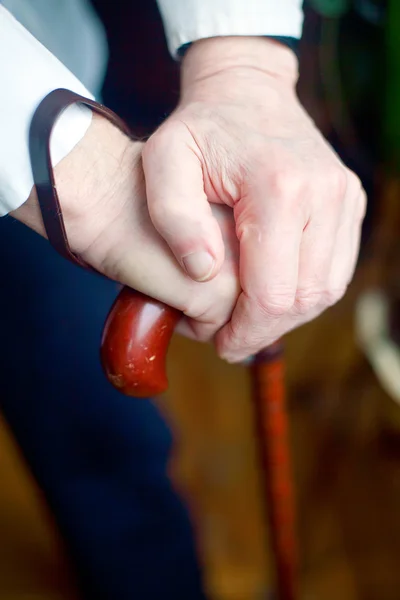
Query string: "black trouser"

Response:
xmin=0 ymin=217 xmax=204 ymax=599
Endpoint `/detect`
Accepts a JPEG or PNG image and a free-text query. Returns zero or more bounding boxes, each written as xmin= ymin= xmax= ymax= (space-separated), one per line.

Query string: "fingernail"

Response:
xmin=183 ymin=251 xmax=215 ymax=282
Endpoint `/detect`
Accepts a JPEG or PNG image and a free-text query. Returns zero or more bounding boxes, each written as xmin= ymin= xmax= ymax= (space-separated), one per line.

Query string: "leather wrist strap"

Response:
xmin=28 ymin=88 xmax=132 ymax=272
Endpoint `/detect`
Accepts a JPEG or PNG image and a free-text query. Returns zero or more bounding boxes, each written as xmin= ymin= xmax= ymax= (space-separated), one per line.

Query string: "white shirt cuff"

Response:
xmin=0 ymin=6 xmax=94 ymax=216
xmin=156 ymin=0 xmax=304 ymax=58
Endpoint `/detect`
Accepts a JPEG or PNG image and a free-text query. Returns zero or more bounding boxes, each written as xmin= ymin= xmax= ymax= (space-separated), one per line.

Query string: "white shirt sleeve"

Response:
xmin=156 ymin=0 xmax=304 ymax=58
xmin=0 ymin=6 xmax=94 ymax=216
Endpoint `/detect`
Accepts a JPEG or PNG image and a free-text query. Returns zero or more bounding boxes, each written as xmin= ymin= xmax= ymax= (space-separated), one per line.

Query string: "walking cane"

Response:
xmin=30 ymin=89 xmax=298 ymax=600
xmin=101 ymin=290 xmax=298 ymax=600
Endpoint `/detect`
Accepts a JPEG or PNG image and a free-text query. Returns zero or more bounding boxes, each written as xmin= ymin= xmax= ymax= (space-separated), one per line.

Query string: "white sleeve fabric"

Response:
xmin=0 ymin=6 xmax=94 ymax=216
xmin=156 ymin=0 xmax=304 ymax=58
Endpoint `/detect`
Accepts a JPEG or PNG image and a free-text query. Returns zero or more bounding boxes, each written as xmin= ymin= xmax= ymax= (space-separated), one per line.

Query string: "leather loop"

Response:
xmin=29 ymin=88 xmax=132 ymax=271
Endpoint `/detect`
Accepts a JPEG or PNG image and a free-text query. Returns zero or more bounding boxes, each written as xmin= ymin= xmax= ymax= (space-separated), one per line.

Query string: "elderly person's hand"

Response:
xmin=13 ymin=113 xmax=240 ymax=343
xmin=142 ymin=37 xmax=366 ymax=362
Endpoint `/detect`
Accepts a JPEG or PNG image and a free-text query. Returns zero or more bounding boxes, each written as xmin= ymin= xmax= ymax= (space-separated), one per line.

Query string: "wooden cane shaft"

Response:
xmin=251 ymin=347 xmax=298 ymax=600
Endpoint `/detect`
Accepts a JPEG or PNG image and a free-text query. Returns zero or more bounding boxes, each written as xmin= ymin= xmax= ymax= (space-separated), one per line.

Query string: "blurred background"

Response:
xmin=2 ymin=0 xmax=400 ymax=598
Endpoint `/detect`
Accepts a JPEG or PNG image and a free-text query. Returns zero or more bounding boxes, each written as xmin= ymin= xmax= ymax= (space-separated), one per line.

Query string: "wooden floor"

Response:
xmin=165 ymin=258 xmax=400 ymax=600
xmin=2 ymin=247 xmax=400 ymax=600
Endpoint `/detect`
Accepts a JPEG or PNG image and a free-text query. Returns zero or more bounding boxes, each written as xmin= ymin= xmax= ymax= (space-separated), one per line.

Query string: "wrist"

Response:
xmin=13 ymin=113 xmax=137 ymax=253
xmin=181 ymin=36 xmax=299 ymax=93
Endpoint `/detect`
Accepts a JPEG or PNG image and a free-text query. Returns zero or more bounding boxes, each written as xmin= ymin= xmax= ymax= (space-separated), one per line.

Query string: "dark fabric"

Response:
xmin=0 ymin=216 xmax=205 ymax=600
xmin=177 ymin=36 xmax=300 ymax=59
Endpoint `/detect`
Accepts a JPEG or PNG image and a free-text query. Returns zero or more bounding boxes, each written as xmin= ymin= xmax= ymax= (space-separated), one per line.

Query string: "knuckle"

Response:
xmin=294 ymin=290 xmax=321 ymax=315
xmin=224 ymin=317 xmax=249 ymax=348
xmin=267 ymin=166 xmax=304 ymax=202
xmin=253 ymin=290 xmax=295 ymax=318
xmin=324 ymin=287 xmax=347 ymax=306
xmin=216 ymin=330 xmax=241 ymax=360
xmin=149 ymin=197 xmax=199 ymax=229
xmin=346 ymin=168 xmax=361 ymax=190
xmin=147 ymin=196 xmax=170 ymax=225
xmin=228 ymin=332 xmax=251 ymax=354
xmin=328 ymin=165 xmax=348 ymax=200
xmin=294 ymin=285 xmax=348 ymax=315
xmin=347 ymin=173 xmax=363 ymax=205
xmin=357 ymin=188 xmax=368 ymax=221
xmin=222 ymin=326 xmax=261 ymax=359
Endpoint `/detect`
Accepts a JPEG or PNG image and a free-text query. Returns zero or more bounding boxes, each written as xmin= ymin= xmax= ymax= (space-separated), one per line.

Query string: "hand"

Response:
xmin=142 ymin=37 xmax=367 ymax=362
xmin=13 ymin=113 xmax=240 ymax=342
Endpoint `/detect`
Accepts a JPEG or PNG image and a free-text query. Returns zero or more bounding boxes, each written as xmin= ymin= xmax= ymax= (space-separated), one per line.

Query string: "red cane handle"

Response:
xmin=101 ymin=287 xmax=180 ymax=397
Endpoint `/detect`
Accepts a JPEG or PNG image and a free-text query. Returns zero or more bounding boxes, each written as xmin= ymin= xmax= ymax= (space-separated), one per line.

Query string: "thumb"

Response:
xmin=142 ymin=123 xmax=224 ymax=282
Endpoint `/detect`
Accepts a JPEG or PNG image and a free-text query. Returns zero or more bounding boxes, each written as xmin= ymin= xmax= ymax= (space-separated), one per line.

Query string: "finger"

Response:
xmin=142 ymin=122 xmax=225 ymax=282
xmin=328 ymin=188 xmax=366 ymax=291
xmin=279 ymin=186 xmax=365 ymax=337
xmin=215 ymin=213 xmax=339 ymax=363
xmin=279 ymin=214 xmax=362 ymax=341
xmin=176 ymin=317 xmax=222 ymax=343
xmin=282 ymin=179 xmax=359 ymax=337
xmin=292 ymin=198 xmax=342 ymax=317
xmin=216 ymin=184 xmax=303 ymax=362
